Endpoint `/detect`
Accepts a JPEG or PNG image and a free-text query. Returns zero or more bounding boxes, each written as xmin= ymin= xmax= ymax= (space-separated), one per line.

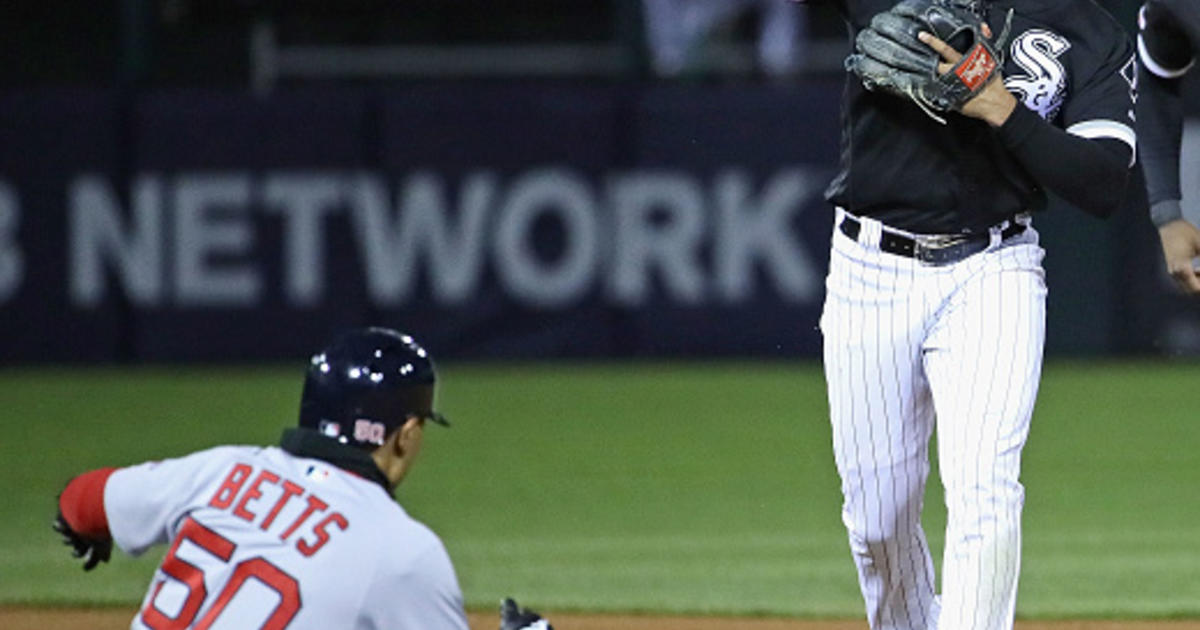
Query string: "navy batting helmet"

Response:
xmin=299 ymin=327 xmax=449 ymax=449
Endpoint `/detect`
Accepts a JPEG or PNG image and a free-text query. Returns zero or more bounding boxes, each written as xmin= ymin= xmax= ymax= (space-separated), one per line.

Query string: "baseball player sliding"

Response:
xmin=797 ymin=0 xmax=1137 ymax=629
xmin=52 ymin=327 xmax=553 ymax=630
xmin=1137 ymin=0 xmax=1200 ymax=294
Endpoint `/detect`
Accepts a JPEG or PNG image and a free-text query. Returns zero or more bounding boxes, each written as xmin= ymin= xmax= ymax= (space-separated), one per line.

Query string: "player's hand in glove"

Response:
xmin=52 ymin=511 xmax=112 ymax=571
xmin=500 ymin=597 xmax=554 ymax=630
xmin=846 ymin=0 xmax=1013 ymax=124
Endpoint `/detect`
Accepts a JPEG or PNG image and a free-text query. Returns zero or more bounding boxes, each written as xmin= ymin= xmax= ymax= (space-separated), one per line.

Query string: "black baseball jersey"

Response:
xmin=824 ymin=0 xmax=1137 ymax=233
xmin=1137 ymin=0 xmax=1200 ymax=224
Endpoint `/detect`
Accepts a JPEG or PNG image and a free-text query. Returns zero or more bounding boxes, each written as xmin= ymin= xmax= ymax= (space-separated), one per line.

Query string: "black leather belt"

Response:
xmin=839 ymin=215 xmax=1027 ymax=265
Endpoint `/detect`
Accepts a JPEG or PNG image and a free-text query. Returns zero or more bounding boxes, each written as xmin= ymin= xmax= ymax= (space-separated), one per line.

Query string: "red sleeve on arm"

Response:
xmin=59 ymin=468 xmax=119 ymax=539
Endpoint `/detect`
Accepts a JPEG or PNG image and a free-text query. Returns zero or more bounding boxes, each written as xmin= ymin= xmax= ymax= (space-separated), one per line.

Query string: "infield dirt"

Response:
xmin=3 ymin=607 xmax=1199 ymax=630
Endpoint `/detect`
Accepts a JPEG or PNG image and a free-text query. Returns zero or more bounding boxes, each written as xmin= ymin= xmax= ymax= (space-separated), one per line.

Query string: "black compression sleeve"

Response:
xmin=994 ymin=105 xmax=1132 ymax=218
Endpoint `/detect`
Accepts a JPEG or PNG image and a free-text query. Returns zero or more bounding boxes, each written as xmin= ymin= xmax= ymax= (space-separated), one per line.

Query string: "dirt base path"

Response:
xmin=3 ymin=607 xmax=1199 ymax=630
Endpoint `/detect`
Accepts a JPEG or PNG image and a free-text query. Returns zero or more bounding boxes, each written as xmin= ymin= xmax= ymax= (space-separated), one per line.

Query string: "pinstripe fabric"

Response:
xmin=820 ymin=209 xmax=1046 ymax=630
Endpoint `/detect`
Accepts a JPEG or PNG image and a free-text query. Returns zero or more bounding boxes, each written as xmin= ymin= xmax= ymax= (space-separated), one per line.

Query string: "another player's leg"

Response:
xmin=922 ymin=236 xmax=1047 ymax=630
xmin=821 ymin=218 xmax=939 ymax=630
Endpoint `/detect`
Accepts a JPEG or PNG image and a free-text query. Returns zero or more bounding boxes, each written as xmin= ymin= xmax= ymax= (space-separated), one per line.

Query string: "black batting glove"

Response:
xmin=500 ymin=597 xmax=553 ymax=630
xmin=52 ymin=511 xmax=112 ymax=571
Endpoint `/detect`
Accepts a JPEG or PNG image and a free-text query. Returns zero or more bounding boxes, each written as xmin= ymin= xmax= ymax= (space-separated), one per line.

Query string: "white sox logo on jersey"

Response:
xmin=1004 ymin=29 xmax=1071 ymax=121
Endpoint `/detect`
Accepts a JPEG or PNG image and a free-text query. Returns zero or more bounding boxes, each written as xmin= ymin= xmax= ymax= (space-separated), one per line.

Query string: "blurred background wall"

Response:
xmin=1 ymin=0 xmax=1195 ymax=363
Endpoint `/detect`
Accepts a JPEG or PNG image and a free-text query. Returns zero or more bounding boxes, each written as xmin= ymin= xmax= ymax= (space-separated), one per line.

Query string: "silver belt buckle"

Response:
xmin=913 ymin=233 xmax=971 ymax=264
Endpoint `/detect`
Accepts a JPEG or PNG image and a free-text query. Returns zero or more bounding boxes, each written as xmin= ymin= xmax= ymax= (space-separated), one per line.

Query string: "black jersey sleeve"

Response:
xmin=1058 ymin=11 xmax=1138 ymax=164
xmin=1139 ymin=0 xmax=1199 ymax=78
xmin=1137 ymin=1 xmax=1198 ymax=226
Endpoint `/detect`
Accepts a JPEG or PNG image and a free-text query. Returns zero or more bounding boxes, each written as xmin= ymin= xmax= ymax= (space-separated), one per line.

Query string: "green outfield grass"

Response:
xmin=2 ymin=361 xmax=1198 ymax=618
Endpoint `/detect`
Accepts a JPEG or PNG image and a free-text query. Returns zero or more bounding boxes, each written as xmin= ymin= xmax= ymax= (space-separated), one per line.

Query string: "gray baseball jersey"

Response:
xmin=105 ymin=445 xmax=468 ymax=630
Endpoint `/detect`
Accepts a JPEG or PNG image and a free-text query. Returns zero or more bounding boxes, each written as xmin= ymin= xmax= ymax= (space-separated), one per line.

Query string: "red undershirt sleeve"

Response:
xmin=58 ymin=468 xmax=119 ymax=539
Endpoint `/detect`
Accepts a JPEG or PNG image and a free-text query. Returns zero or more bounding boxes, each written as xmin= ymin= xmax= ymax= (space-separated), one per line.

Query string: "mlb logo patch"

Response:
xmin=305 ymin=465 xmax=331 ymax=482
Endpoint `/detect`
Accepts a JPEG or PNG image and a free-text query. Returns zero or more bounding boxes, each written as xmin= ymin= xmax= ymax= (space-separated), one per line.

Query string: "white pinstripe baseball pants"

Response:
xmin=820 ymin=209 xmax=1047 ymax=630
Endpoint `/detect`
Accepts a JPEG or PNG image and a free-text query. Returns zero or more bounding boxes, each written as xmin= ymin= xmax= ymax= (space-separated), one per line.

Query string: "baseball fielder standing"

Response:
xmin=1137 ymin=0 xmax=1200 ymax=294
xmin=52 ymin=327 xmax=552 ymax=630
xmin=795 ymin=0 xmax=1137 ymax=628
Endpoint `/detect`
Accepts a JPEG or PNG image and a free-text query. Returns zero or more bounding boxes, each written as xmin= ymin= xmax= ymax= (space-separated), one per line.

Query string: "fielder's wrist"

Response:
xmin=980 ymin=87 xmax=1018 ymax=127
xmin=1151 ymin=199 xmax=1185 ymax=228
